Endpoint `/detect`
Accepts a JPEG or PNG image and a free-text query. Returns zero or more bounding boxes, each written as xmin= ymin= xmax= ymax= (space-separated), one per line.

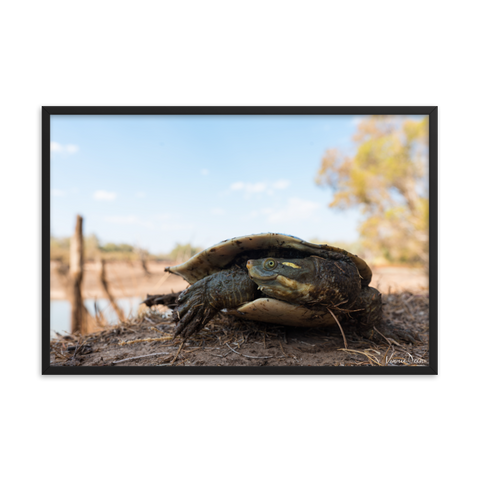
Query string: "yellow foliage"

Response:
xmin=316 ymin=115 xmax=429 ymax=267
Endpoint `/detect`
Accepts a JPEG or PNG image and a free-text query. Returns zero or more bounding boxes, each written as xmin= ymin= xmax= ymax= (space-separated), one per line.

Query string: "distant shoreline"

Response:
xmin=50 ymin=260 xmax=427 ymax=301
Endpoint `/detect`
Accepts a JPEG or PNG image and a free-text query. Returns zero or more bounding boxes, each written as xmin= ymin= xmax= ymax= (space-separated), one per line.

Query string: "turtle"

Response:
xmin=157 ymin=233 xmax=382 ymax=338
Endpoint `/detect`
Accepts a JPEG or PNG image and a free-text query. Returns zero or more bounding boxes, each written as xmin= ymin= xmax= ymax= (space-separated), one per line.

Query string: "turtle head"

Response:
xmin=246 ymin=257 xmax=316 ymax=303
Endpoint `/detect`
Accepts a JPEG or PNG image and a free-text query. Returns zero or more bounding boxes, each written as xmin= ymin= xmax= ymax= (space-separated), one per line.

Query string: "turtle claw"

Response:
xmin=173 ymin=308 xmax=196 ymax=337
xmin=174 ymin=306 xmax=215 ymax=338
xmin=172 ymin=280 xmax=216 ymax=338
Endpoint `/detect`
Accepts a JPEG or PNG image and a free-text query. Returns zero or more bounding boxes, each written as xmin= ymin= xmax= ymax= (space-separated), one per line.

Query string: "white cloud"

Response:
xmin=201 ymin=169 xmax=209 ymax=176
xmin=51 ymin=141 xmax=79 ymax=154
xmin=264 ymin=198 xmax=321 ymax=223
xmin=93 ymin=190 xmax=117 ymax=201
xmin=229 ymin=181 xmax=267 ymax=197
xmin=51 ymin=189 xmax=66 ymax=197
xmin=230 ymin=179 xmax=290 ymax=198
xmin=230 ymin=181 xmax=245 ymax=191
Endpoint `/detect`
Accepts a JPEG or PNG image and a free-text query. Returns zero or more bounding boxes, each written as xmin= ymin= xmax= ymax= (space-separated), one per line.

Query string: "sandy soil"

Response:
xmin=49 ymin=260 xmax=429 ymax=368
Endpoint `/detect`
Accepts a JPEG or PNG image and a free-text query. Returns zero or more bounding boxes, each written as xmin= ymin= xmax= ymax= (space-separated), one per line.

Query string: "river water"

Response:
xmin=50 ymin=297 xmax=143 ymax=337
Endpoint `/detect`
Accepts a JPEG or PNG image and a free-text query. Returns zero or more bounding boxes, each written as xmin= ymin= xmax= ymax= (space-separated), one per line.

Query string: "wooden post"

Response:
xmin=140 ymin=250 xmax=151 ymax=276
xmin=99 ymin=259 xmax=126 ymax=323
xmin=69 ymin=215 xmax=86 ymax=334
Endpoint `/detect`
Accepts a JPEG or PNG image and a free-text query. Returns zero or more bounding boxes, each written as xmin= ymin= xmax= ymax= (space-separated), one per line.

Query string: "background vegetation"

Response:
xmin=315 ymin=115 xmax=428 ymax=268
xmin=50 ymin=234 xmax=201 ymax=264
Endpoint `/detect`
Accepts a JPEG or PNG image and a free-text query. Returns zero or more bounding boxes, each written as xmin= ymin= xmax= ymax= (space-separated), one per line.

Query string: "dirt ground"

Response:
xmin=49 ymin=261 xmax=429 ymax=368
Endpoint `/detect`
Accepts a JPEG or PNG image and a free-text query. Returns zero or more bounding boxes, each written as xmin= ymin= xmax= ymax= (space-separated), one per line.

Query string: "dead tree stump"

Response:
xmin=69 ymin=215 xmax=86 ymax=334
xmin=99 ymin=259 xmax=126 ymax=323
xmin=139 ymin=249 xmax=151 ymax=276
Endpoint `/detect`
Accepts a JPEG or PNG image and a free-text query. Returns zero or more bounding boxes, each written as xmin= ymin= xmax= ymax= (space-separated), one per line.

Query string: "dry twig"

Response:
xmin=171 ymin=339 xmax=186 ymax=364
xmin=327 ymin=307 xmax=348 ymax=349
xmin=339 ymin=348 xmax=381 ymax=366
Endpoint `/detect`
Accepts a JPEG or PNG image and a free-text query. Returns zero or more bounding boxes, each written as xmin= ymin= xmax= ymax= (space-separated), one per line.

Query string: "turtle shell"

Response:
xmin=165 ymin=233 xmax=374 ymax=328
xmin=166 ymin=233 xmax=372 ymax=287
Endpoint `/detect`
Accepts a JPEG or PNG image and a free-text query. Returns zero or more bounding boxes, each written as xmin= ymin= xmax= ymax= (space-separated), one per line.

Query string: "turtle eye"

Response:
xmin=264 ymin=258 xmax=277 ymax=270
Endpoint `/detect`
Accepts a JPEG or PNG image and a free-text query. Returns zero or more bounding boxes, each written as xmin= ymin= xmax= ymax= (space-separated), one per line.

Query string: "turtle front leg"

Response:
xmin=174 ymin=267 xmax=258 ymax=338
xmin=173 ymin=278 xmax=217 ymax=338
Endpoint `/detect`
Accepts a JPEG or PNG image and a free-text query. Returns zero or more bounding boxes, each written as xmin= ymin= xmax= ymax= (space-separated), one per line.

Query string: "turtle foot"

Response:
xmin=173 ymin=280 xmax=218 ymax=338
xmin=173 ymin=267 xmax=259 ymax=338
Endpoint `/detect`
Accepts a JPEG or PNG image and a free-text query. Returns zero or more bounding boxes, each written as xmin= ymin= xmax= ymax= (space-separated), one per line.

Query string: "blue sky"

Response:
xmin=51 ymin=114 xmax=375 ymax=253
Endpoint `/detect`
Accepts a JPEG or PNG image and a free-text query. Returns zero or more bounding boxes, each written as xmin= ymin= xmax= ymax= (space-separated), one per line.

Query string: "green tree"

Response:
xmin=315 ymin=115 xmax=428 ymax=267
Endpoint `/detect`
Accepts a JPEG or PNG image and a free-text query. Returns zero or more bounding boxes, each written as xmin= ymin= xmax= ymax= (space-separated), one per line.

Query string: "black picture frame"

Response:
xmin=42 ymin=106 xmax=438 ymax=375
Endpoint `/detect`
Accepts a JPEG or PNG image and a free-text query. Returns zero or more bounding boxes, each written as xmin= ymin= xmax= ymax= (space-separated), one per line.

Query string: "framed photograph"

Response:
xmin=43 ymin=106 xmax=437 ymax=375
